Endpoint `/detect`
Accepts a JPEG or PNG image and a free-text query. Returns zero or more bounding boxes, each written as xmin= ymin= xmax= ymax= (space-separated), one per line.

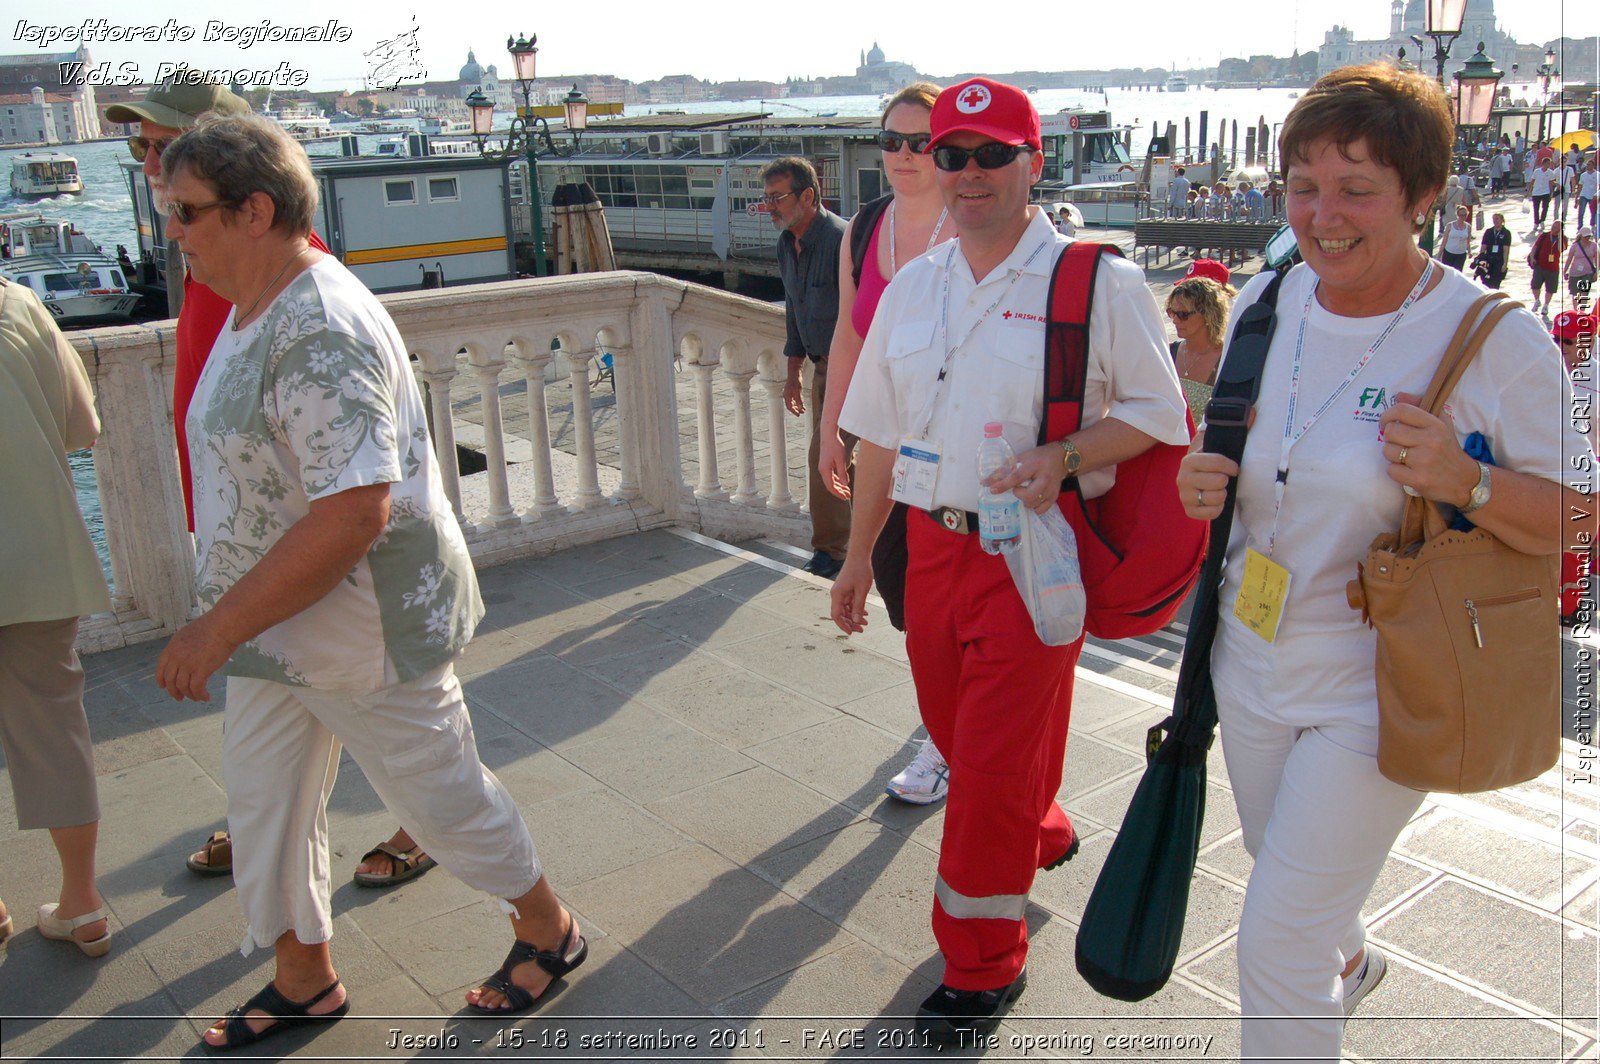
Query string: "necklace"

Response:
xmin=1176 ymin=339 xmax=1221 ymax=384
xmin=888 ymin=201 xmax=949 ymax=277
xmin=232 ymin=247 xmax=309 ymax=331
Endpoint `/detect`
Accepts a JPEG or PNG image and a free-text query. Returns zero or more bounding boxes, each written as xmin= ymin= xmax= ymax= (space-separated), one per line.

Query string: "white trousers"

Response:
xmin=222 ymin=661 xmax=540 ymax=954
xmin=1217 ymin=685 xmax=1425 ymax=1063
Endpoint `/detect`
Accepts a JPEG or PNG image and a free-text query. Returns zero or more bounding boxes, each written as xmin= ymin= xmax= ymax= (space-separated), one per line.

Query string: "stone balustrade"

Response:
xmin=67 ymin=271 xmax=812 ymax=653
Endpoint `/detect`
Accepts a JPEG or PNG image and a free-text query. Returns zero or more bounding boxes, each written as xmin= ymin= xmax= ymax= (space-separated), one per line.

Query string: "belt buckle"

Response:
xmin=935 ymin=507 xmax=968 ymax=534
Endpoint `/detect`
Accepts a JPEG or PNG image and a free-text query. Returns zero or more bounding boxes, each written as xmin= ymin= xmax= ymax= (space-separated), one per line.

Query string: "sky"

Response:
xmin=5 ymin=0 xmax=1595 ymax=93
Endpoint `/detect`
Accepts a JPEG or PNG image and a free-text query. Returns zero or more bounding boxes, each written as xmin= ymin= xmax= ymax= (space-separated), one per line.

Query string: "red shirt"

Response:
xmin=172 ymin=231 xmax=331 ymax=529
xmin=1534 ymin=231 xmax=1567 ymax=272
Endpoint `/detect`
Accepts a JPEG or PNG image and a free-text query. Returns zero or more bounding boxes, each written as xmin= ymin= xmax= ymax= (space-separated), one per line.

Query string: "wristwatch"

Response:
xmin=1058 ymin=437 xmax=1083 ymax=479
xmin=1459 ymin=460 xmax=1492 ymax=515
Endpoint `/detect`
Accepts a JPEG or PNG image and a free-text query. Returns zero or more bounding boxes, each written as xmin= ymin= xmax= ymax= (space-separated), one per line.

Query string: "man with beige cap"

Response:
xmin=107 ymin=74 xmax=424 ymax=891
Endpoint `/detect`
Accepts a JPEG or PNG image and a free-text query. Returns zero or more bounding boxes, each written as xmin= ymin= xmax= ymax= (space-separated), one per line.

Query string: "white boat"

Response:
xmin=1050 ymin=181 xmax=1145 ymax=227
xmin=0 ymin=211 xmax=139 ymax=326
xmin=420 ymin=117 xmax=472 ymax=136
xmin=1165 ymin=73 xmax=1189 ymax=93
xmin=9 ymin=152 xmax=84 ymax=197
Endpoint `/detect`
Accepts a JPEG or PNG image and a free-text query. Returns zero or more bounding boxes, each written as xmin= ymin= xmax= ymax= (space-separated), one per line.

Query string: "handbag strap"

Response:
xmin=1398 ymin=291 xmax=1521 ymax=548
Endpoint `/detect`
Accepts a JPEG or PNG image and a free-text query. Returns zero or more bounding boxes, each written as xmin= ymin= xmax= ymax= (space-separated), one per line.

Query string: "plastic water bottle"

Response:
xmin=977 ymin=422 xmax=1023 ymax=555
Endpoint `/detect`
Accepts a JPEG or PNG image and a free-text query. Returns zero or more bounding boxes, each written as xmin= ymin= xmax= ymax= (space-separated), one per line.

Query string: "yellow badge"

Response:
xmin=1233 ymin=547 xmax=1293 ymax=643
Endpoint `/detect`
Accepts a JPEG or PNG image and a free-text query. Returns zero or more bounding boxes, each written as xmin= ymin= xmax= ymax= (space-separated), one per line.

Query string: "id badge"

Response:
xmin=891 ymin=437 xmax=942 ymax=509
xmin=1233 ymin=545 xmax=1293 ymax=643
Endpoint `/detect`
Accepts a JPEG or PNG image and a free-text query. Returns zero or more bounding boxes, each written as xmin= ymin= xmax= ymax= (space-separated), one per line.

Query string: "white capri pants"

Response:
xmin=222 ymin=659 xmax=540 ymax=954
xmin=1217 ymin=682 xmax=1425 ymax=1063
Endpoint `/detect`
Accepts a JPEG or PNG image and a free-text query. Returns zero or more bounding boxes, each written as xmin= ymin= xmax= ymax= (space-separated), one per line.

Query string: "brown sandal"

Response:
xmin=186 ymin=830 xmax=233 ymax=877
xmin=352 ymin=842 xmax=436 ymax=888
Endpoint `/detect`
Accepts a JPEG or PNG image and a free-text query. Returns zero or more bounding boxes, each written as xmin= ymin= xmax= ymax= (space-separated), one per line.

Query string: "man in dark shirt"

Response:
xmin=765 ymin=156 xmax=851 ymax=577
xmin=1474 ymin=212 xmax=1513 ymax=289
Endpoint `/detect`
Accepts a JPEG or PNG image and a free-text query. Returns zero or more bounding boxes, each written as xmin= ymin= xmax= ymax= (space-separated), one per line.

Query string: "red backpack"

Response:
xmin=1042 ymin=242 xmax=1207 ymax=639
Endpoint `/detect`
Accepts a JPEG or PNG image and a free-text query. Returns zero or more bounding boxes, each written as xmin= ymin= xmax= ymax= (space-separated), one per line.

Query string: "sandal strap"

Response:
xmin=477 ymin=968 xmax=536 ymax=1012
xmin=57 ymin=906 xmax=108 ymax=931
xmin=359 ymin=843 xmax=422 ymax=870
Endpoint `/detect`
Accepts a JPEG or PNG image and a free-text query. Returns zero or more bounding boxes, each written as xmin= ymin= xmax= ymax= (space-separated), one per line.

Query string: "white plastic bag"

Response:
xmin=1004 ymin=504 xmax=1086 ymax=646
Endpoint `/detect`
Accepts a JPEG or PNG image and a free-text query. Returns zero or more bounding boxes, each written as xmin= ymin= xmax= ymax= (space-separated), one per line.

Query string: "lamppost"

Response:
xmin=464 ymin=33 xmax=589 ymax=277
xmin=1451 ymin=43 xmax=1504 ymax=148
xmin=1536 ymin=47 xmax=1560 ymax=103
xmin=1411 ymin=0 xmax=1468 ymax=87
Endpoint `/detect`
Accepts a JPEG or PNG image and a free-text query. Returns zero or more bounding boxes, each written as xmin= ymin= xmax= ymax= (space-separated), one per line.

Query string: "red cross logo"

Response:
xmin=955 ymin=84 xmax=992 ymax=114
xmin=1002 ymin=310 xmax=1012 ymax=319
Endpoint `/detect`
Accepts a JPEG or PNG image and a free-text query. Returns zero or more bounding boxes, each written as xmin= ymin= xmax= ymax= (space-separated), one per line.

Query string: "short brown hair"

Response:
xmin=881 ymin=82 xmax=940 ymax=126
xmin=1167 ymin=277 xmax=1235 ymax=349
xmin=162 ymin=113 xmax=317 ymax=237
xmin=1278 ymin=63 xmax=1453 ymax=213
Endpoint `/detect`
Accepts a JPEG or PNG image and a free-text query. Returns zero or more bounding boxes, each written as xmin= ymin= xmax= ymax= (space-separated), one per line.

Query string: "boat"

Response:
xmin=9 ymin=152 xmax=84 ymax=197
xmin=1165 ymin=73 xmax=1189 ymax=93
xmin=0 ymin=211 xmax=140 ymax=326
xmin=419 ymin=117 xmax=472 ymax=136
xmin=1044 ymin=181 xmax=1145 ymax=227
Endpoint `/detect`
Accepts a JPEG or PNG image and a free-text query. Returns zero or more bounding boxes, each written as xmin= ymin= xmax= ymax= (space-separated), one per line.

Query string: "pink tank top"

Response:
xmin=851 ymin=213 xmax=891 ymax=338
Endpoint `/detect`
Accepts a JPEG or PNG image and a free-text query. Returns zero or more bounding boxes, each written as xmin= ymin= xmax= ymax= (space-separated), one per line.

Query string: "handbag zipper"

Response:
xmin=1463 ymin=588 xmax=1542 ymax=648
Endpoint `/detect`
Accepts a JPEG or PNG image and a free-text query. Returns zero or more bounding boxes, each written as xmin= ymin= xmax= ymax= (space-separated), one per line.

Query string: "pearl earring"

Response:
xmin=1414 ymin=213 xmax=1427 ymax=226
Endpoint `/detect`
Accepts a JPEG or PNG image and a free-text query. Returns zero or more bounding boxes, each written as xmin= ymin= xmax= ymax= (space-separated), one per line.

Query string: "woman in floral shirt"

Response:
xmin=153 ymin=115 xmax=585 ymax=1050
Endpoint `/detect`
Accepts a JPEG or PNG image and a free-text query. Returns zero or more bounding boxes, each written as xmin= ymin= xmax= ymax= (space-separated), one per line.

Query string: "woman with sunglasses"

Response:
xmin=815 ymin=82 xmax=960 ymax=807
xmin=154 ymin=114 xmax=585 ymax=1051
xmin=1164 ymin=275 xmax=1235 ymax=420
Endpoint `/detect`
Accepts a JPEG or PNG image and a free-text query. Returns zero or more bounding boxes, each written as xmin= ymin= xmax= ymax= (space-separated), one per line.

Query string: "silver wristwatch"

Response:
xmin=1459 ymin=461 xmax=1492 ymax=515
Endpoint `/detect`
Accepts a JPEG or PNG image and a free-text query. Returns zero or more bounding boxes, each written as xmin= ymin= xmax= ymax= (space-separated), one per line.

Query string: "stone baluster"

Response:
xmin=420 ymin=360 xmax=463 ymax=521
xmin=725 ymin=366 xmax=761 ymax=505
xmin=608 ymin=343 xmax=642 ymax=501
xmin=511 ymin=340 xmax=564 ymax=516
xmin=470 ymin=352 xmax=518 ymax=529
xmin=760 ymin=373 xmax=797 ymax=510
xmin=691 ymin=359 xmax=726 ymax=499
xmin=566 ymin=347 xmax=605 ymax=509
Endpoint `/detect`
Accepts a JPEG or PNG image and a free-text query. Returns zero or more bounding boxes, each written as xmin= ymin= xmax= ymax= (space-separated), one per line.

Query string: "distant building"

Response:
xmin=639 ymin=75 xmax=711 ymax=103
xmin=854 ymin=42 xmax=921 ymax=93
xmin=0 ymin=86 xmax=64 ymax=145
xmin=1318 ymin=0 xmax=1515 ymax=77
xmin=0 ymin=46 xmax=100 ymax=141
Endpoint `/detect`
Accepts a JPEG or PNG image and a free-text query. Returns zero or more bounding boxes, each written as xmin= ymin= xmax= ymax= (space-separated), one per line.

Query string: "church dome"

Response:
xmin=866 ymin=42 xmax=886 ymax=66
xmin=459 ymin=49 xmax=484 ymax=83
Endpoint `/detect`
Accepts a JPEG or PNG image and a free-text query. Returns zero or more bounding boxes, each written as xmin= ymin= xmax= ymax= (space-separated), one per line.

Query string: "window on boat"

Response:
xmin=427 ymin=177 xmax=460 ymax=202
xmin=110 ymin=270 xmax=125 ymax=288
xmin=43 ymin=272 xmax=93 ymax=293
xmin=384 ymin=179 xmax=417 ymax=206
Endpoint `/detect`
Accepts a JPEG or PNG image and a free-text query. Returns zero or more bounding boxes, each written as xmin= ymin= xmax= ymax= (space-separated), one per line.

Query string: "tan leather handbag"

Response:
xmin=1347 ymin=292 xmax=1561 ymax=794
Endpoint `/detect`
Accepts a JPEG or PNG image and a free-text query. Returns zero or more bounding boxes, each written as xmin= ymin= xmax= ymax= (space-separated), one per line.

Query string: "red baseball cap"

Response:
xmin=929 ymin=78 xmax=1041 ymax=152
xmin=1183 ymin=259 xmax=1232 ymax=287
xmin=1553 ymin=311 xmax=1597 ymax=341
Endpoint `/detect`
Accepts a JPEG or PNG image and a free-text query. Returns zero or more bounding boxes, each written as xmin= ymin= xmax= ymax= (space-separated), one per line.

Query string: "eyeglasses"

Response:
xmin=931 ymin=143 xmax=1033 ymax=172
xmin=127 ymin=135 xmax=176 ymax=162
xmin=877 ymin=130 xmax=932 ymax=154
xmin=1167 ymin=309 xmax=1197 ymax=321
xmin=761 ymin=190 xmax=798 ymax=208
xmin=168 ymin=199 xmax=229 ymax=225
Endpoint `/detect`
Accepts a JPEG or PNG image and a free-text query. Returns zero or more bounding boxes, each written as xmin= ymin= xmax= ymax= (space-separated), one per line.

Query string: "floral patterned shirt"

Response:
xmin=187 ymin=257 xmax=482 ymax=689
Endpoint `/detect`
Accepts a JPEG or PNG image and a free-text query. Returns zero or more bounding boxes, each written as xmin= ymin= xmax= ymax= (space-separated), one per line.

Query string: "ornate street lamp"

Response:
xmin=464 ymin=34 xmax=590 ymax=277
xmin=1452 ymin=43 xmax=1503 ymax=130
xmin=1536 ymin=47 xmax=1560 ymax=103
xmin=1423 ymin=0 xmax=1468 ymax=86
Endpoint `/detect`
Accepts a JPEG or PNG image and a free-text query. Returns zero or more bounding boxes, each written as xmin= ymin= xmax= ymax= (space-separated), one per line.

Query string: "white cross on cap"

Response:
xmin=955 ymin=83 xmax=991 ymax=114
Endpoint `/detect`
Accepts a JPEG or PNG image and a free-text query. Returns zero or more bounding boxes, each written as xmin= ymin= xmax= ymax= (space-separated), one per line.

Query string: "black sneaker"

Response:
xmin=914 ymin=971 xmax=1027 ymax=1048
xmin=802 ymin=550 xmax=843 ymax=579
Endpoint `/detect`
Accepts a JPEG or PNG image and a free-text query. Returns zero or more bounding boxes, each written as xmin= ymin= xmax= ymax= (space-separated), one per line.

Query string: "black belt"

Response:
xmin=926 ymin=506 xmax=979 ymax=535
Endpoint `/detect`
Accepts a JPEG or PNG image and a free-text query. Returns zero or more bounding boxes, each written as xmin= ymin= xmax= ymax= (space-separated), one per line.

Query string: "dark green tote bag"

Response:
xmin=1073 ymin=267 xmax=1287 ymax=1001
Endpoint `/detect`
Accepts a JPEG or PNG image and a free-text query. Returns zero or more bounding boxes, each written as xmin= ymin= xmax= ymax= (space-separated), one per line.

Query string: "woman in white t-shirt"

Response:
xmin=1439 ymin=204 xmax=1473 ymax=269
xmin=1529 ymin=159 xmax=1557 ymax=228
xmin=1177 ymin=65 xmax=1591 ymax=1062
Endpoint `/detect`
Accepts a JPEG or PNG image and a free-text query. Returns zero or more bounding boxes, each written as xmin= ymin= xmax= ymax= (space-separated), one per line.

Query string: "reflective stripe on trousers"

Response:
xmin=935 ymin=876 xmax=1030 ymax=922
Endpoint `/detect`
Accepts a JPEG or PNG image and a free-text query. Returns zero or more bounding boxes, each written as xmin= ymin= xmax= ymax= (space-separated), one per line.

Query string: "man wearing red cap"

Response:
xmin=831 ymin=77 xmax=1187 ymax=1044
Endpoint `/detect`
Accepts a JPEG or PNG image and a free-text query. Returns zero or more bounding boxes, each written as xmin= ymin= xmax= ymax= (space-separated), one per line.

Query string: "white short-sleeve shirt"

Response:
xmin=1212 ymin=263 xmax=1592 ymax=730
xmin=840 ymin=207 xmax=1188 ymax=513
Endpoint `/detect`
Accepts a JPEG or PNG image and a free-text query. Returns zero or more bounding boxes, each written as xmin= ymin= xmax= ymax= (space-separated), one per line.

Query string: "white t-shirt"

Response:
xmin=1530 ymin=168 xmax=1556 ymax=196
xmin=188 ymin=257 xmax=482 ymax=689
xmin=1442 ymin=221 xmax=1472 ymax=255
xmin=841 ymin=207 xmax=1188 ymax=513
xmin=1579 ymin=169 xmax=1599 ymax=199
xmin=1211 ymin=264 xmax=1590 ymax=732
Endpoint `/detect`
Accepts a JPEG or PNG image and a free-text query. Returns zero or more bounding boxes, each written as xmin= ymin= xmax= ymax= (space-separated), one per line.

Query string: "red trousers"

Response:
xmin=904 ymin=510 xmax=1084 ymax=990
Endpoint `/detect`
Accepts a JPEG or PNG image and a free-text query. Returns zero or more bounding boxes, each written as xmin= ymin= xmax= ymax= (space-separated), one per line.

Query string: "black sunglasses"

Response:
xmin=168 ymin=199 xmax=230 ymax=225
xmin=931 ymin=143 xmax=1033 ymax=172
xmin=127 ymin=135 xmax=175 ymax=162
xmin=877 ymin=130 xmax=932 ymax=154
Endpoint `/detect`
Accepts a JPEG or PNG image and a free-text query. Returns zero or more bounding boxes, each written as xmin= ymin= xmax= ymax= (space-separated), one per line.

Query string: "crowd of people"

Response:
xmin=1 ymin=60 xmax=1591 ymax=1064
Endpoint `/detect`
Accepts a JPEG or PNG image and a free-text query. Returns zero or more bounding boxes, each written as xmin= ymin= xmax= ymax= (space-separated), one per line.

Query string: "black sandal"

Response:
xmin=467 ymin=915 xmax=588 ymax=1014
xmin=206 ymin=978 xmax=349 ymax=1052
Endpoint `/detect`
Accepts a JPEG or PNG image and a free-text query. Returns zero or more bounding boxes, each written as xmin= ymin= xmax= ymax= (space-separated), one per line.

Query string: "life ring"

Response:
xmin=1117 ymin=164 xmax=1137 ymax=174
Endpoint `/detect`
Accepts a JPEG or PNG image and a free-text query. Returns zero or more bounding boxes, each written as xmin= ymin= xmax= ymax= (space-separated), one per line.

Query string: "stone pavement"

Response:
xmin=1 ymin=528 xmax=1595 ymax=1062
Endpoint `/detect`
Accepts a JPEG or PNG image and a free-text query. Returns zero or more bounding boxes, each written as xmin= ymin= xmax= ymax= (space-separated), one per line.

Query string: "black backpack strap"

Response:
xmin=1166 ymin=265 xmax=1290 ymax=741
xmin=850 ymin=193 xmax=895 ymax=288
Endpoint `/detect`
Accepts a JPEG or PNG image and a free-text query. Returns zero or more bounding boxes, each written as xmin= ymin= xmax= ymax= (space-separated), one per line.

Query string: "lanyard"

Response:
xmin=1266 ymin=259 xmax=1435 ymax=554
xmin=911 ymin=238 xmax=1051 ymax=439
xmin=888 ymin=200 xmax=949 ymax=278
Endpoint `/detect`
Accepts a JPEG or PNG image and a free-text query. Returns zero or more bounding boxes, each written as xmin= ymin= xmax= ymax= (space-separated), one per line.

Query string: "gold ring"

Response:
xmin=1196 ymin=488 xmax=1205 ymax=507
xmin=1398 ymin=447 xmax=1410 ymax=464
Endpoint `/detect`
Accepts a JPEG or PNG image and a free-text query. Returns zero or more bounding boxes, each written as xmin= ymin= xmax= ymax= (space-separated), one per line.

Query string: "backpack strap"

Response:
xmin=1040 ymin=242 xmax=1123 ymax=452
xmin=849 ymin=193 xmax=895 ymax=288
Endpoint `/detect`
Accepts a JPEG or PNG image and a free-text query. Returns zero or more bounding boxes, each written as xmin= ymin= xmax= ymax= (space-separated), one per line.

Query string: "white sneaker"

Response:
xmin=886 ymin=739 xmax=950 ymax=805
xmin=1342 ymin=945 xmax=1387 ymax=1017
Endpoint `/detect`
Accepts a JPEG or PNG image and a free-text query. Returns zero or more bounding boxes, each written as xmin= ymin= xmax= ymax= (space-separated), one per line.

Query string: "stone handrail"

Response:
xmin=68 ymin=271 xmax=810 ymax=652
